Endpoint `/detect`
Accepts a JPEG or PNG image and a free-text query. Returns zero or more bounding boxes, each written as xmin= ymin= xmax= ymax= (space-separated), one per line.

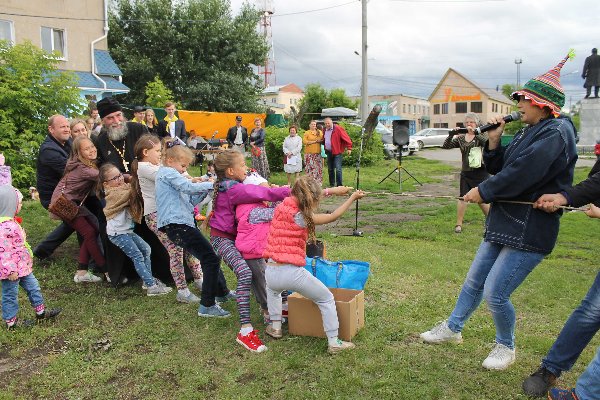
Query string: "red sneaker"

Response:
xmin=282 ymin=309 xmax=288 ymax=318
xmin=236 ymin=330 xmax=267 ymax=353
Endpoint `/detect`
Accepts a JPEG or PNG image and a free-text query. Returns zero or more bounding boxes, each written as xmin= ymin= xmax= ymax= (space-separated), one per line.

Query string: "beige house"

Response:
xmin=429 ymin=68 xmax=513 ymax=128
xmin=260 ymin=83 xmax=304 ymax=115
xmin=0 ymin=0 xmax=128 ymax=101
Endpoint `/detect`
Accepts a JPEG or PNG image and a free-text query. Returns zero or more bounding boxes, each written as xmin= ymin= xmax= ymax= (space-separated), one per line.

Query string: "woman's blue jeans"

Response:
xmin=1 ymin=273 xmax=44 ymax=321
xmin=108 ymin=233 xmax=154 ymax=287
xmin=576 ymin=345 xmax=600 ymax=400
xmin=447 ymin=240 xmax=545 ymax=349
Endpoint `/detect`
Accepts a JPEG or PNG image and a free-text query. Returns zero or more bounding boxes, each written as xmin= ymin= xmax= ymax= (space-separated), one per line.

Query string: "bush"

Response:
xmin=263 ymin=122 xmax=384 ymax=173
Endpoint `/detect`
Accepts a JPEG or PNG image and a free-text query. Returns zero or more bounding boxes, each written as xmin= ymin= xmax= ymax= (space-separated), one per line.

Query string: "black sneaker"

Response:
xmin=522 ymin=366 xmax=557 ymax=397
xmin=36 ymin=308 xmax=62 ymax=321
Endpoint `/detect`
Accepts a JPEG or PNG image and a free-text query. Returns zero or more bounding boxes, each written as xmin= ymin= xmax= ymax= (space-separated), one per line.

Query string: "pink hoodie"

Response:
xmin=235 ymin=202 xmax=272 ymax=259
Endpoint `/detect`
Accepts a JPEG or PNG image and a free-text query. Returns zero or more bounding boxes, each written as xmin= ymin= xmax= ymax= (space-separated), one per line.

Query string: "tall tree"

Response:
xmin=297 ymin=83 xmax=358 ymax=128
xmin=145 ymin=76 xmax=173 ymax=108
xmin=109 ymin=0 xmax=269 ymax=112
xmin=0 ymin=40 xmax=83 ymax=190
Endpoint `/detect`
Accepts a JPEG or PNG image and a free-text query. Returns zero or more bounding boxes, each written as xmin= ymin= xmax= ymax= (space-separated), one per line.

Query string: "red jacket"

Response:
xmin=326 ymin=125 xmax=353 ymax=155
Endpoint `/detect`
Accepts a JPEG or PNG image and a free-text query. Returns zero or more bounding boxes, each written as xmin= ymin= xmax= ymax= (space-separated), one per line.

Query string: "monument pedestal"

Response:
xmin=580 ymin=98 xmax=600 ymax=145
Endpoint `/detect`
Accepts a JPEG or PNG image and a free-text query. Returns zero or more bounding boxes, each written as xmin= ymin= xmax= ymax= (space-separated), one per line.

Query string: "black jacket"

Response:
xmin=36 ymin=135 xmax=72 ymax=209
xmin=565 ymin=158 xmax=600 ymax=207
xmin=226 ymin=125 xmax=248 ymax=147
xmin=158 ymin=119 xmax=187 ymax=142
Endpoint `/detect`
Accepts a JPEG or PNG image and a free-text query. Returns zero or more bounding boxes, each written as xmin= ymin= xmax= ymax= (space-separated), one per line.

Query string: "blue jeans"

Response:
xmin=326 ymin=151 xmax=343 ymax=187
xmin=576 ymin=345 xmax=600 ymax=400
xmin=542 ymin=270 xmax=600 ymax=377
xmin=1 ymin=273 xmax=44 ymax=321
xmin=447 ymin=241 xmax=545 ymax=349
xmin=108 ymin=233 xmax=154 ymax=287
xmin=164 ymin=224 xmax=223 ymax=307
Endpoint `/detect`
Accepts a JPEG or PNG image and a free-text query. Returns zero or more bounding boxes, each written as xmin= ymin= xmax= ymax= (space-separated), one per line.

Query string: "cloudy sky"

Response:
xmin=229 ymin=0 xmax=599 ymax=104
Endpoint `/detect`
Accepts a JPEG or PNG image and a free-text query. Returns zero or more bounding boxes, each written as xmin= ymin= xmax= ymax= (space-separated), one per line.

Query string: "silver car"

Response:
xmin=409 ymin=128 xmax=451 ymax=150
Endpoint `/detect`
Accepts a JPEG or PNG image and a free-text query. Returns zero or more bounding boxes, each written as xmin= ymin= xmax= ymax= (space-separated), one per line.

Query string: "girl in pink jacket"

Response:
xmin=0 ymin=185 xmax=61 ymax=329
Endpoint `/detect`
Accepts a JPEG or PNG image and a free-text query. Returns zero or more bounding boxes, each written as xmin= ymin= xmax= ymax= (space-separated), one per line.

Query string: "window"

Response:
xmin=471 ymin=102 xmax=482 ymax=113
xmin=434 ymin=123 xmax=449 ymax=128
xmin=492 ymin=103 xmax=498 ymax=113
xmin=271 ymin=97 xmax=276 ymax=103
xmin=0 ymin=20 xmax=14 ymax=44
xmin=433 ymin=104 xmax=440 ymax=115
xmin=41 ymin=27 xmax=66 ymax=58
xmin=455 ymin=102 xmax=467 ymax=113
xmin=441 ymin=103 xmax=448 ymax=114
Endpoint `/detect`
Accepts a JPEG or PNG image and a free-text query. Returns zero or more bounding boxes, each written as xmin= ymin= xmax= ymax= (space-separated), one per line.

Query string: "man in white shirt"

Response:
xmin=226 ymin=115 xmax=248 ymax=153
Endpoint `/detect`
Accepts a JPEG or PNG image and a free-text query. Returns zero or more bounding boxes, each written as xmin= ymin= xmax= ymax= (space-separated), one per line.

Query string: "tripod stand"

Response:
xmin=343 ymin=127 xmax=366 ymax=237
xmin=379 ymin=148 xmax=422 ymax=192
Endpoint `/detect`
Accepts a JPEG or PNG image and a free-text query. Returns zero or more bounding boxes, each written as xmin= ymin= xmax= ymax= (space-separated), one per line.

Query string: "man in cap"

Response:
xmin=131 ymin=106 xmax=146 ymax=124
xmin=226 ymin=115 xmax=248 ymax=153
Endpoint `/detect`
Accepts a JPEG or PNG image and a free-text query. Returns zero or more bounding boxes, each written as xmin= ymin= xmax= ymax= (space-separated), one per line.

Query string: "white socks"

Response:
xmin=240 ymin=326 xmax=254 ymax=336
xmin=272 ymin=320 xmax=282 ymax=330
xmin=327 ymin=336 xmax=340 ymax=346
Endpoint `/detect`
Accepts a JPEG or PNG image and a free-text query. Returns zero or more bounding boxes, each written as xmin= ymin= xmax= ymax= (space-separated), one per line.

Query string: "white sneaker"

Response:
xmin=420 ymin=320 xmax=463 ymax=344
xmin=328 ymin=339 xmax=356 ymax=354
xmin=194 ymin=279 xmax=203 ymax=291
xmin=142 ymin=278 xmax=166 ymax=290
xmin=74 ymin=271 xmax=102 ymax=283
xmin=482 ymin=343 xmax=515 ymax=370
xmin=147 ymin=284 xmax=172 ymax=296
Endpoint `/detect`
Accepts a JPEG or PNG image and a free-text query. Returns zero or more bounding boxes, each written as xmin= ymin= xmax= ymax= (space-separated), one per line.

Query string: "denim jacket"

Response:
xmin=479 ymin=117 xmax=577 ymax=254
xmin=155 ymin=166 xmax=213 ymax=229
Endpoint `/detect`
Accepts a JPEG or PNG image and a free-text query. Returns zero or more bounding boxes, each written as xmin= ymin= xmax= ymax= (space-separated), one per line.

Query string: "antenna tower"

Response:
xmin=256 ymin=0 xmax=275 ymax=87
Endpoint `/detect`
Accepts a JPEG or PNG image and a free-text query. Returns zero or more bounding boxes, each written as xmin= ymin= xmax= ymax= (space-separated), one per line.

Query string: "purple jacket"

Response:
xmin=209 ymin=180 xmax=290 ymax=238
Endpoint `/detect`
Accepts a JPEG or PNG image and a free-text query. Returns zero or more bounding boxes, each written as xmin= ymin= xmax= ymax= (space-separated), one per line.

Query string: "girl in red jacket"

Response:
xmin=262 ymin=175 xmax=365 ymax=353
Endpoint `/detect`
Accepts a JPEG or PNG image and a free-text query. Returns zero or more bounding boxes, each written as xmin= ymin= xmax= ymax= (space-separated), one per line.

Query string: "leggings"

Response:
xmin=67 ymin=214 xmax=105 ymax=270
xmin=210 ymin=236 xmax=253 ymax=325
xmin=145 ymin=212 xmax=203 ymax=289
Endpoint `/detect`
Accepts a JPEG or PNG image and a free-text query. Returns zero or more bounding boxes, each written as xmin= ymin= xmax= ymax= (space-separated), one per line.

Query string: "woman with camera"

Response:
xmin=420 ymin=52 xmax=578 ymax=371
xmin=443 ymin=113 xmax=490 ymax=233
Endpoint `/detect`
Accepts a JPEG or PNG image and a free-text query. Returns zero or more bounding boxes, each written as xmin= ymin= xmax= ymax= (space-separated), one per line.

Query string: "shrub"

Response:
xmin=263 ymin=121 xmax=384 ymax=173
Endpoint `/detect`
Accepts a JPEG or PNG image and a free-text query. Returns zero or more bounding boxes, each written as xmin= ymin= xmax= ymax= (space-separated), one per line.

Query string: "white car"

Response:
xmin=409 ymin=128 xmax=451 ymax=151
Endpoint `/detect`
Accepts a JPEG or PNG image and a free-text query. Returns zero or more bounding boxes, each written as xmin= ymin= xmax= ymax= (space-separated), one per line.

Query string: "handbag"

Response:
xmin=468 ymin=146 xmax=483 ymax=168
xmin=306 ymin=240 xmax=326 ymax=258
xmin=304 ymin=256 xmax=370 ymax=290
xmin=251 ymin=146 xmax=262 ymax=157
xmin=48 ymin=172 xmax=89 ymax=222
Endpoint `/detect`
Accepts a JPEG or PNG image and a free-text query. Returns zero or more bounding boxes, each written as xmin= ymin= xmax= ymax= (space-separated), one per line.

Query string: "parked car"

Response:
xmin=351 ymin=121 xmax=409 ymax=158
xmin=409 ymin=128 xmax=451 ymax=150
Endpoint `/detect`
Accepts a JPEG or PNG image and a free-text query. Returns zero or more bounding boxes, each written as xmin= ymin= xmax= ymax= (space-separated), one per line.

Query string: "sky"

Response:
xmin=229 ymin=0 xmax=599 ymax=105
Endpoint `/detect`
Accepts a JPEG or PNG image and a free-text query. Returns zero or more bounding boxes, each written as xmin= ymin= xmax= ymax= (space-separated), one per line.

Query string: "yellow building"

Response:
xmin=260 ymin=83 xmax=304 ymax=115
xmin=0 ymin=0 xmax=129 ymax=101
xmin=429 ymin=68 xmax=513 ymax=128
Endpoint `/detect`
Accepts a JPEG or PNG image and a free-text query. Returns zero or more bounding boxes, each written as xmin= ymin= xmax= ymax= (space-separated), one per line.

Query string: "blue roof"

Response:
xmin=74 ymin=71 xmax=130 ymax=92
xmin=94 ymin=49 xmax=123 ymax=76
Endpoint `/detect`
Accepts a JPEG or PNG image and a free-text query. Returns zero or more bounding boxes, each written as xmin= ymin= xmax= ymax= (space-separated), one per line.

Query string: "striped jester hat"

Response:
xmin=511 ymin=49 xmax=576 ymax=117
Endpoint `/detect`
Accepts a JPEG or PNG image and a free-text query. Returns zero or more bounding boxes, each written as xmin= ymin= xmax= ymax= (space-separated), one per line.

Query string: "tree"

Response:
xmin=500 ymin=83 xmax=524 ymax=135
xmin=109 ymin=0 xmax=269 ymax=112
xmin=145 ymin=76 xmax=173 ymax=108
xmin=0 ymin=40 xmax=83 ymax=190
xmin=297 ymin=83 xmax=358 ymax=128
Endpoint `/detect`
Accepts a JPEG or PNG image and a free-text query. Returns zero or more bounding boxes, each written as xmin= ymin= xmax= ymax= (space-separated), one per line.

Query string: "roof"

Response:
xmin=321 ymin=107 xmax=358 ymax=117
xmin=73 ymin=71 xmax=130 ymax=92
xmin=262 ymin=83 xmax=304 ymax=95
xmin=429 ymin=68 xmax=513 ymax=105
xmin=94 ymin=49 xmax=123 ymax=76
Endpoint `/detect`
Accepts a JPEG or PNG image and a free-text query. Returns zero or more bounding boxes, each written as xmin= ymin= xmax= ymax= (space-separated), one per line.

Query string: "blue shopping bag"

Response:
xmin=304 ymin=256 xmax=370 ymax=290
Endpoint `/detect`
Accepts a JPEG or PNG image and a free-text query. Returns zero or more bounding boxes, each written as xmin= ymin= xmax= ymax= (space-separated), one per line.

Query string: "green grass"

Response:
xmin=0 ymin=157 xmax=598 ymax=399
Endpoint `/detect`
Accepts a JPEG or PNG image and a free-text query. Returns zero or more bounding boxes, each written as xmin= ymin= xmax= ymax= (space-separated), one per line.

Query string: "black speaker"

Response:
xmin=392 ymin=120 xmax=410 ymax=146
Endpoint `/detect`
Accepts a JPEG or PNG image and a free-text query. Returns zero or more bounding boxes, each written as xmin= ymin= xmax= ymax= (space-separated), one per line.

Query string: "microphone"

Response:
xmin=474 ymin=111 xmax=521 ymax=134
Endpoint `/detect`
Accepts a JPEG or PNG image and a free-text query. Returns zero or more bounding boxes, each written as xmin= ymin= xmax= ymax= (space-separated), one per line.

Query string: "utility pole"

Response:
xmin=361 ymin=0 xmax=368 ymax=123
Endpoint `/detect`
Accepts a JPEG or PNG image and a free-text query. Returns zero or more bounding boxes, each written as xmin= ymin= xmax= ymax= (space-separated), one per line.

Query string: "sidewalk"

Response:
xmin=417 ymin=148 xmax=597 ymax=168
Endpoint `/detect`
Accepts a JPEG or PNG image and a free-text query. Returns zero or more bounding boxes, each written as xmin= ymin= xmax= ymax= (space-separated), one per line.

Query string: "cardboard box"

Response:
xmin=287 ymin=288 xmax=364 ymax=341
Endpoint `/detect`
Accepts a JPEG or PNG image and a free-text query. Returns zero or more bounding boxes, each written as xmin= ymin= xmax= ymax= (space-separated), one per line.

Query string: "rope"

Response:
xmin=361 ymin=191 xmax=590 ymax=212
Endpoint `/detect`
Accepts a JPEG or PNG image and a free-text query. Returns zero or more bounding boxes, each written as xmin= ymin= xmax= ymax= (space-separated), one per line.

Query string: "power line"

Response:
xmin=272 ymin=1 xmax=358 ymax=17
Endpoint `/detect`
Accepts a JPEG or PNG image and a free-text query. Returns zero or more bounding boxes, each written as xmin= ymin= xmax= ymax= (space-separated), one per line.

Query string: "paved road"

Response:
xmin=417 ymin=148 xmax=597 ymax=168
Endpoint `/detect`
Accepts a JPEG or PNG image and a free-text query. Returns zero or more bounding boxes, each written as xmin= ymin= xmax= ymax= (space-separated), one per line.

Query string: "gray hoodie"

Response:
xmin=0 ymin=185 xmax=18 ymax=218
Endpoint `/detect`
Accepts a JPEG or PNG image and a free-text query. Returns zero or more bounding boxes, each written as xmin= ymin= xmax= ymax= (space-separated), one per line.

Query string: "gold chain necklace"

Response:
xmin=108 ymin=139 xmax=129 ymax=172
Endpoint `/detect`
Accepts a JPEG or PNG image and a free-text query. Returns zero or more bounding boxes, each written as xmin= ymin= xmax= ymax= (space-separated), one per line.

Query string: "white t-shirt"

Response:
xmin=137 ymin=161 xmax=159 ymax=215
xmin=107 ymin=209 xmax=135 ymax=236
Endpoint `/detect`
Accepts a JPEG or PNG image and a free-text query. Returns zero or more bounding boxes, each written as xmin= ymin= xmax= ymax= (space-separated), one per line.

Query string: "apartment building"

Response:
xmin=0 ymin=0 xmax=129 ymax=102
xmin=259 ymin=83 xmax=304 ymax=115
